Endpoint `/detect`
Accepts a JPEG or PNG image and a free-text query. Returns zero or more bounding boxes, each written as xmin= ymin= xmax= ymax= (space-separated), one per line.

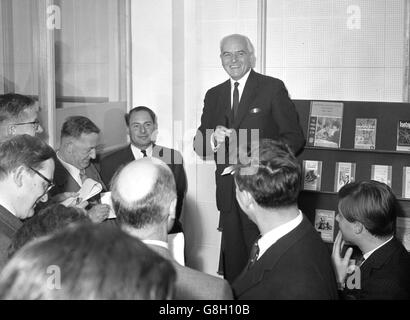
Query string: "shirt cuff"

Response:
xmin=210 ymin=132 xmax=220 ymax=152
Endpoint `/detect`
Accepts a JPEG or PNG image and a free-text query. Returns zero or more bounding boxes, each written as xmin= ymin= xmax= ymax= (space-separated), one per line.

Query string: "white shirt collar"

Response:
xmin=362 ymin=236 xmax=394 ymax=261
xmin=56 ymin=152 xmax=82 ymax=186
xmin=142 ymin=239 xmax=169 ymax=249
xmin=130 ymin=144 xmax=153 ymax=160
xmin=230 ymin=68 xmax=252 ymax=106
xmin=257 ymin=210 xmax=303 ymax=260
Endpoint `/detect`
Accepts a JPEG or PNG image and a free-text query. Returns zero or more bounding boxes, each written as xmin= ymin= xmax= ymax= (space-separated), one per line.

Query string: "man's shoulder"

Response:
xmin=206 ymin=79 xmax=230 ymax=95
xmin=250 ymin=70 xmax=285 ymax=86
xmin=101 ymin=145 xmax=131 ymax=163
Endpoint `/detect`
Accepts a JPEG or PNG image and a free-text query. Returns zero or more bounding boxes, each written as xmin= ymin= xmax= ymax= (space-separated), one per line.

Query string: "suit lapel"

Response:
xmin=218 ymin=80 xmax=232 ymax=128
xmin=233 ymin=69 xmax=258 ymax=129
xmin=233 ymin=216 xmax=311 ymax=296
xmin=53 ymin=158 xmax=81 ymax=193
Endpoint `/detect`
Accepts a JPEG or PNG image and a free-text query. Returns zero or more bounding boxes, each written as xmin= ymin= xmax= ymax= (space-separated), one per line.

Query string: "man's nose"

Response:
xmin=140 ymin=126 xmax=147 ymax=134
xmin=37 ymin=124 xmax=44 ymax=134
xmin=89 ymin=149 xmax=96 ymax=159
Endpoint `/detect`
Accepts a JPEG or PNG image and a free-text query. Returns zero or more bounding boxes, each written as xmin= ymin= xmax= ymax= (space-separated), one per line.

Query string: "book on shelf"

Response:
xmin=302 ymin=160 xmax=322 ymax=191
xmin=334 ymin=162 xmax=356 ymax=192
xmin=370 ymin=164 xmax=392 ymax=187
xmin=396 ymin=120 xmax=410 ymax=151
xmin=396 ymin=217 xmax=410 ymax=251
xmin=402 ymin=167 xmax=410 ymax=198
xmin=354 ymin=118 xmax=377 ymax=150
xmin=314 ymin=209 xmax=336 ymax=243
xmin=307 ymin=101 xmax=343 ymax=148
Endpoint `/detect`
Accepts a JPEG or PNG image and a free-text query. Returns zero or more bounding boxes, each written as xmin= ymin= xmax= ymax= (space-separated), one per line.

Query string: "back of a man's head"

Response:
xmin=60 ymin=115 xmax=100 ymax=140
xmin=0 ymin=93 xmax=35 ymax=124
xmin=111 ymin=158 xmax=177 ymax=230
xmin=234 ymin=139 xmax=301 ymax=209
xmin=338 ymin=180 xmax=397 ymax=238
xmin=0 ymin=223 xmax=176 ymax=300
xmin=8 ymin=204 xmax=91 ymax=258
xmin=0 ymin=134 xmax=55 ymax=182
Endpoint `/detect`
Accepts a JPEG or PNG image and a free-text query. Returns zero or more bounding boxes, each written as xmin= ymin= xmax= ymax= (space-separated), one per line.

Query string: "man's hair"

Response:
xmin=60 ymin=116 xmax=100 ymax=139
xmin=234 ymin=139 xmax=301 ymax=209
xmin=111 ymin=161 xmax=176 ymax=229
xmin=8 ymin=204 xmax=91 ymax=258
xmin=0 ymin=223 xmax=176 ymax=300
xmin=338 ymin=180 xmax=397 ymax=237
xmin=0 ymin=134 xmax=55 ymax=180
xmin=125 ymin=106 xmax=157 ymax=127
xmin=0 ymin=93 xmax=36 ymax=124
xmin=220 ymin=34 xmax=255 ymax=54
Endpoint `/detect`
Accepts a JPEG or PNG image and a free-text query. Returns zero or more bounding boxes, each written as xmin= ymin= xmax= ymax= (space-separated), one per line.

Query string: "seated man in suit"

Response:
xmin=332 ymin=180 xmax=410 ymax=299
xmin=0 ymin=135 xmax=55 ymax=269
xmin=100 ymin=106 xmax=187 ymax=234
xmin=50 ymin=116 xmax=110 ymax=222
xmin=110 ymin=157 xmax=233 ymax=300
xmin=232 ymin=139 xmax=338 ymax=299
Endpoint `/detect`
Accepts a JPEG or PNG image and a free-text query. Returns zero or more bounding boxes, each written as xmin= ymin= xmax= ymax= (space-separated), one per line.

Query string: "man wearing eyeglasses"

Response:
xmin=0 ymin=134 xmax=55 ymax=269
xmin=0 ymin=93 xmax=43 ymax=139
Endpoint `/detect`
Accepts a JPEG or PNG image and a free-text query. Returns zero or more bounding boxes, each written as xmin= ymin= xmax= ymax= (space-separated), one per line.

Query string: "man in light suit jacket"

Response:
xmin=0 ymin=135 xmax=55 ymax=269
xmin=193 ymin=34 xmax=305 ymax=282
xmin=49 ymin=116 xmax=110 ymax=223
xmin=100 ymin=106 xmax=187 ymax=234
xmin=232 ymin=140 xmax=338 ymax=299
xmin=332 ymin=180 xmax=410 ymax=299
xmin=111 ymin=158 xmax=233 ymax=300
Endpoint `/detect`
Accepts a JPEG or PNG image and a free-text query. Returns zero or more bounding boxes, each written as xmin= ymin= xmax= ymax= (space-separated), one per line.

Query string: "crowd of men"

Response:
xmin=0 ymin=33 xmax=409 ymax=300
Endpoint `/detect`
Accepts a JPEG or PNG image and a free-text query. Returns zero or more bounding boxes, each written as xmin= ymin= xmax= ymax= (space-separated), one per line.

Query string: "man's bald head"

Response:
xmin=111 ymin=158 xmax=177 ymax=229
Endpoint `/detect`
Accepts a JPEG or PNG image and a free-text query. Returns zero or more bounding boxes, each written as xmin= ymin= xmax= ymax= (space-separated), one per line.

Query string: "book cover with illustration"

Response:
xmin=302 ymin=160 xmax=322 ymax=191
xmin=396 ymin=120 xmax=410 ymax=151
xmin=334 ymin=162 xmax=356 ymax=192
xmin=314 ymin=209 xmax=336 ymax=243
xmin=307 ymin=101 xmax=343 ymax=148
xmin=354 ymin=118 xmax=377 ymax=150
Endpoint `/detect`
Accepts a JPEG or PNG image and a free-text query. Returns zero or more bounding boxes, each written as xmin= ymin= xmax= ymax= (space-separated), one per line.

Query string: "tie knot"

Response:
xmin=234 ymin=82 xmax=239 ymax=89
xmin=141 ymin=149 xmax=147 ymax=157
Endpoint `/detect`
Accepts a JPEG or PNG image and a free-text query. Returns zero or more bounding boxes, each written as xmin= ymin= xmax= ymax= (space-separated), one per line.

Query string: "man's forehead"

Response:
xmin=130 ymin=110 xmax=154 ymax=123
xmin=221 ymin=37 xmax=247 ymax=51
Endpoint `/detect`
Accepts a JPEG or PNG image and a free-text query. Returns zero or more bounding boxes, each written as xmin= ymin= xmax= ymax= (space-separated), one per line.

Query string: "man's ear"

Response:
xmin=237 ymin=188 xmax=254 ymax=209
xmin=13 ymin=166 xmax=26 ymax=187
xmin=354 ymin=221 xmax=364 ymax=234
xmin=168 ymin=198 xmax=177 ymax=220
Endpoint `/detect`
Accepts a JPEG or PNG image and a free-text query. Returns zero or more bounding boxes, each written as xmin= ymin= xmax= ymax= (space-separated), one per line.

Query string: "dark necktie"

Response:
xmin=79 ymin=169 xmax=87 ymax=183
xmin=141 ymin=149 xmax=147 ymax=157
xmin=232 ymin=81 xmax=239 ymax=119
xmin=247 ymin=239 xmax=260 ymax=270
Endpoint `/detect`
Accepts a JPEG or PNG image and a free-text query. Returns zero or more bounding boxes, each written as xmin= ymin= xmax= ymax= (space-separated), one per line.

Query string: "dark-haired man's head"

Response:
xmin=0 ymin=135 xmax=55 ymax=219
xmin=336 ymin=180 xmax=397 ymax=246
xmin=8 ymin=204 xmax=90 ymax=258
xmin=125 ymin=106 xmax=158 ymax=150
xmin=58 ymin=116 xmax=100 ymax=170
xmin=0 ymin=93 xmax=43 ymax=138
xmin=233 ymin=139 xmax=301 ymax=229
xmin=111 ymin=158 xmax=177 ymax=240
xmin=0 ymin=223 xmax=176 ymax=299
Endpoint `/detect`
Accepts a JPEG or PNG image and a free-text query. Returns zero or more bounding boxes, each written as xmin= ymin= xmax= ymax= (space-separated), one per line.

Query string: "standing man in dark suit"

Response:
xmin=50 ymin=116 xmax=110 ymax=223
xmin=193 ymin=34 xmax=305 ymax=282
xmin=100 ymin=106 xmax=187 ymax=234
xmin=232 ymin=139 xmax=337 ymax=299
xmin=0 ymin=135 xmax=55 ymax=269
xmin=332 ymin=180 xmax=410 ymax=299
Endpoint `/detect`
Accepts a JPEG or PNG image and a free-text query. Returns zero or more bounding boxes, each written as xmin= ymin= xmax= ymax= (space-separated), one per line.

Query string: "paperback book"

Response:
xmin=354 ymin=118 xmax=377 ymax=149
xmin=370 ymin=164 xmax=392 ymax=187
xmin=307 ymin=101 xmax=343 ymax=148
xmin=396 ymin=120 xmax=410 ymax=151
xmin=402 ymin=167 xmax=410 ymax=199
xmin=396 ymin=217 xmax=410 ymax=251
xmin=302 ymin=160 xmax=322 ymax=191
xmin=314 ymin=209 xmax=336 ymax=243
xmin=334 ymin=162 xmax=356 ymax=192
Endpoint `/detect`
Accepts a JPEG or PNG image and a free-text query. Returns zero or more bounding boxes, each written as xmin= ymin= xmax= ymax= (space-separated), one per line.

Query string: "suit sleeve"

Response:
xmin=193 ymin=90 xmax=219 ymax=159
xmin=271 ymin=80 xmax=305 ymax=155
xmin=173 ymin=150 xmax=187 ymax=223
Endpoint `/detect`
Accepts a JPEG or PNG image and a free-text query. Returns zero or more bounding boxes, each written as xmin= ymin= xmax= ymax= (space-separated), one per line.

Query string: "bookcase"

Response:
xmin=294 ymin=100 xmax=410 ymax=246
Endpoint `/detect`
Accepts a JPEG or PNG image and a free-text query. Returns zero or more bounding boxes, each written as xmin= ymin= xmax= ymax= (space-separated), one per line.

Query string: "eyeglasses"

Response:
xmin=11 ymin=120 xmax=41 ymax=131
xmin=29 ymin=166 xmax=55 ymax=194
